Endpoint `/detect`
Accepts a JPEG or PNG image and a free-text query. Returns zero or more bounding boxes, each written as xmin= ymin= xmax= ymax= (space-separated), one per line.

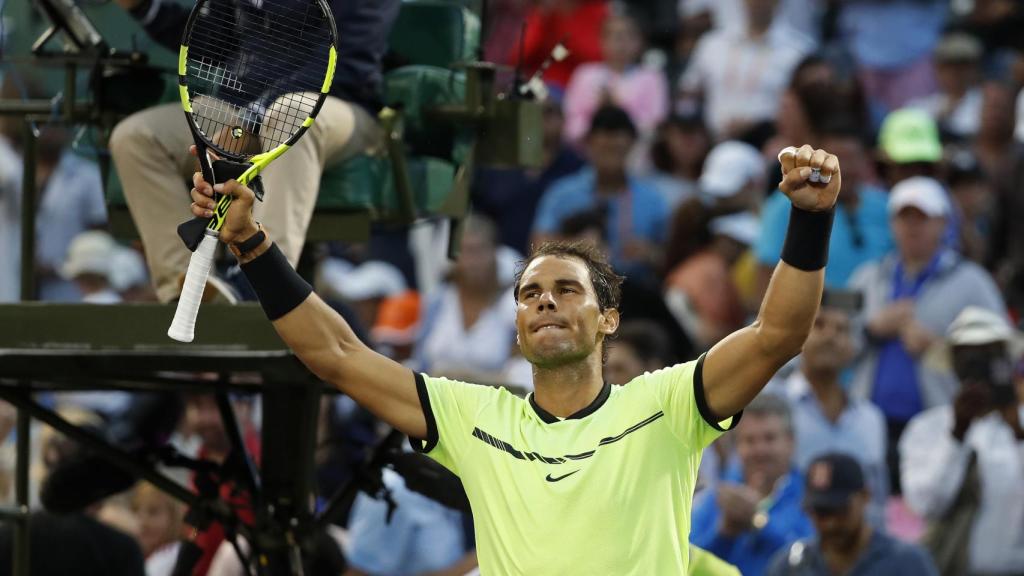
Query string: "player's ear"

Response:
xmin=598 ymin=308 xmax=619 ymax=336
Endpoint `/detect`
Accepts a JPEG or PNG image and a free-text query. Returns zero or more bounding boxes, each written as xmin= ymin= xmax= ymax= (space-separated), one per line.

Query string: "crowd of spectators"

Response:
xmin=3 ymin=0 xmax=1024 ymax=574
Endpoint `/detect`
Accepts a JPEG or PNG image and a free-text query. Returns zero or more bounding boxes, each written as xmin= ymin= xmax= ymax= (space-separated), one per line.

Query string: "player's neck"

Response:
xmin=531 ymin=357 xmax=605 ymax=419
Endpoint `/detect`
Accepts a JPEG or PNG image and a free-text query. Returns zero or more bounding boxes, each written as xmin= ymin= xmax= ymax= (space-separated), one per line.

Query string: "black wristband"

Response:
xmin=780 ymin=206 xmax=835 ymax=271
xmin=233 ymin=225 xmax=266 ymax=256
xmin=240 ymin=243 xmax=313 ymax=321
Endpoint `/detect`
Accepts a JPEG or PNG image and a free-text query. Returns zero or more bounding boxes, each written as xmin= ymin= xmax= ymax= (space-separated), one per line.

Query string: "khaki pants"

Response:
xmin=110 ymin=96 xmax=377 ymax=302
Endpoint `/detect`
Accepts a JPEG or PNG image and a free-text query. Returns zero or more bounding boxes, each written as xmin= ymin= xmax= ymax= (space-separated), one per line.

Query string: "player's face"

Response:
xmin=515 ymin=256 xmax=617 ymax=368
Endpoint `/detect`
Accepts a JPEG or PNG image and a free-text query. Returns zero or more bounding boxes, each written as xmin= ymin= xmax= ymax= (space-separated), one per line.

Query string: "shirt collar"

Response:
xmin=529 ymin=381 xmax=612 ymax=424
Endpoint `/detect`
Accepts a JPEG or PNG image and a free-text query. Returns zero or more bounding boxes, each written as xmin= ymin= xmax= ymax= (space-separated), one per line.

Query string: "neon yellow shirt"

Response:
xmin=412 ymin=354 xmax=738 ymax=575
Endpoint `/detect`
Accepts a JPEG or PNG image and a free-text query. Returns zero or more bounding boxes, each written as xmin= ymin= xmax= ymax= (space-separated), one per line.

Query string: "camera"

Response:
xmin=953 ymin=344 xmax=1016 ymax=406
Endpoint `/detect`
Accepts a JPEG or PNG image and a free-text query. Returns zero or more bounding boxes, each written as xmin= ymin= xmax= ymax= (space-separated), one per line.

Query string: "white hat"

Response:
xmin=924 ymin=306 xmax=1024 ymax=372
xmin=320 ymin=258 xmax=407 ymax=301
xmin=699 ymin=141 xmax=765 ymax=199
xmin=710 ymin=211 xmax=760 ymax=246
xmin=61 ymin=231 xmax=116 ymax=280
xmin=109 ymin=247 xmax=149 ymax=291
xmin=888 ymin=176 xmax=950 ymax=218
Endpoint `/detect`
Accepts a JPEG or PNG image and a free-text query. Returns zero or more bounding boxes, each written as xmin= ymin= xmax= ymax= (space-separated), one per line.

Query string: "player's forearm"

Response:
xmin=755 ymin=261 xmax=824 ymax=359
xmin=238 ymin=242 xmax=362 ymax=378
xmin=755 ymin=207 xmax=833 ymax=357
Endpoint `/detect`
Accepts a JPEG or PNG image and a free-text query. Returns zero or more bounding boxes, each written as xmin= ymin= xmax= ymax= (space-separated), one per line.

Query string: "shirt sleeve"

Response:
xmin=898 ymin=407 xmax=973 ymax=519
xmin=409 ymin=373 xmax=499 ymax=475
xmin=641 ymin=354 xmax=740 ymax=451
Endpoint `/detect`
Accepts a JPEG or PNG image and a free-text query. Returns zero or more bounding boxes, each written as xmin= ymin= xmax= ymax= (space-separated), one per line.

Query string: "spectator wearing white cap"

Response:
xmin=697 ymin=141 xmax=766 ymax=213
xmin=849 ymin=176 xmax=1006 ymax=493
xmin=900 ymin=306 xmax=1024 ymax=576
xmin=61 ymin=230 xmax=122 ymax=305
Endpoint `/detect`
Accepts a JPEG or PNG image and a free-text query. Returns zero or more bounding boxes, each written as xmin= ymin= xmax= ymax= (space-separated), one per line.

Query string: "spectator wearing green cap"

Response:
xmin=877 ymin=108 xmax=960 ymax=251
xmin=877 ymin=108 xmax=944 ymax=188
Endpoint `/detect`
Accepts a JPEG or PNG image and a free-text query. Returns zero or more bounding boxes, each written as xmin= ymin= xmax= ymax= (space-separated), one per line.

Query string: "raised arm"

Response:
xmin=702 ymin=145 xmax=840 ymax=419
xmin=190 ymin=171 xmax=426 ymax=439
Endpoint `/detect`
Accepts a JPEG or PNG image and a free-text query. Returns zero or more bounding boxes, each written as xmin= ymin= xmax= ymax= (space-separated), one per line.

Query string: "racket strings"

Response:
xmin=185 ymin=0 xmax=333 ymax=157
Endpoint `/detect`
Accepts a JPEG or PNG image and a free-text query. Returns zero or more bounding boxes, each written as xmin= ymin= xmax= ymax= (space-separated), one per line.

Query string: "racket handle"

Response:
xmin=167 ymin=232 xmax=219 ymax=342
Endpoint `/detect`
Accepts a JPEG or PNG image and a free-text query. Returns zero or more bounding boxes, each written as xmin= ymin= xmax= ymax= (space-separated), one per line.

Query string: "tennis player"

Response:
xmin=190 ymin=144 xmax=840 ymax=574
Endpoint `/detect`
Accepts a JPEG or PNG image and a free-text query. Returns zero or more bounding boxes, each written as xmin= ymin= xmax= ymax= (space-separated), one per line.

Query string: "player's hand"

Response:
xmin=777 ymin=145 xmax=841 ymax=212
xmin=189 ymin=148 xmax=258 ymax=245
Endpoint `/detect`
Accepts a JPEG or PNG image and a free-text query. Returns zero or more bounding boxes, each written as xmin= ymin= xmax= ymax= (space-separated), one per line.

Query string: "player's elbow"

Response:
xmin=753 ymin=319 xmax=807 ymax=363
xmin=301 ymin=338 xmax=363 ymax=388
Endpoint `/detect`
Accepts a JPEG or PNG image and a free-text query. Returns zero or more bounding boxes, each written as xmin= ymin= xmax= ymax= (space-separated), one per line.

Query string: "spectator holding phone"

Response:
xmin=900 ymin=306 xmax=1024 ymax=575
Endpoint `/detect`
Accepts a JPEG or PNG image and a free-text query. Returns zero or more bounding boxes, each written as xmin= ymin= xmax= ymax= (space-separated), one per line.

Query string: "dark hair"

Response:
xmin=559 ymin=207 xmax=608 ymax=241
xmin=613 ymin=320 xmax=676 ymax=367
xmin=662 ymin=198 xmax=714 ymax=274
xmin=650 ymin=114 xmax=710 ymax=174
xmin=513 ymin=240 xmax=624 ymax=312
xmin=587 ymin=105 xmax=638 ymax=139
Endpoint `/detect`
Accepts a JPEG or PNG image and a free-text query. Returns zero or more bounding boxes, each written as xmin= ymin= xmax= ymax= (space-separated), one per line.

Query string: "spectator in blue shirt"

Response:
xmin=768 ymin=453 xmax=938 ymax=576
xmin=780 ymin=290 xmax=889 ymax=529
xmin=692 ymin=393 xmax=814 ymax=576
xmin=532 ymin=105 xmax=668 ymax=284
xmin=756 ymin=122 xmax=892 ymax=297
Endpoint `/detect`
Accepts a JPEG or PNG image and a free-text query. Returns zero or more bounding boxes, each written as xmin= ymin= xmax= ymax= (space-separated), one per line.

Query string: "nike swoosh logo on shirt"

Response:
xmin=545 ymin=469 xmax=581 ymax=483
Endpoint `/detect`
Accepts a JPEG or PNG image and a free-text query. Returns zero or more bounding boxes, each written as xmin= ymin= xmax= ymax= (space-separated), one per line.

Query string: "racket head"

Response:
xmin=177 ymin=0 xmax=338 ymax=163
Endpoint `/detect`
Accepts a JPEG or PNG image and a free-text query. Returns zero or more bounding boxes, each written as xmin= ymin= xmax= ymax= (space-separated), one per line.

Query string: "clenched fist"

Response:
xmin=777 ymin=145 xmax=841 ymax=212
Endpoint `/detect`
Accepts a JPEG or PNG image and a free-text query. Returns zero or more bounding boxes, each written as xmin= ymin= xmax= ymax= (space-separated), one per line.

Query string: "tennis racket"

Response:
xmin=167 ymin=0 xmax=338 ymax=342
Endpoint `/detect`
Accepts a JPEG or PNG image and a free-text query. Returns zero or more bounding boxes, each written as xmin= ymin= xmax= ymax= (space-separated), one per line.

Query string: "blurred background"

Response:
xmin=2 ymin=0 xmax=1024 ymax=574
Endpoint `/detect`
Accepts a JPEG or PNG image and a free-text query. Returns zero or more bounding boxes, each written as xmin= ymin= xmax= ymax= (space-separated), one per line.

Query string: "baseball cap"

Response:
xmin=61 ymin=230 xmax=116 ymax=280
xmin=887 ymin=176 xmax=950 ymax=218
xmin=699 ymin=141 xmax=765 ymax=199
xmin=934 ymin=33 xmax=983 ymax=63
xmin=709 ymin=211 xmax=760 ymax=246
xmin=804 ymin=453 xmax=865 ymax=510
xmin=879 ymin=108 xmax=943 ymax=164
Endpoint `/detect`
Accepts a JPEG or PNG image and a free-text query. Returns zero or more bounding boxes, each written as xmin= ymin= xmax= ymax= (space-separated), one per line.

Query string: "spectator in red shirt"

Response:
xmin=512 ymin=0 xmax=609 ymax=89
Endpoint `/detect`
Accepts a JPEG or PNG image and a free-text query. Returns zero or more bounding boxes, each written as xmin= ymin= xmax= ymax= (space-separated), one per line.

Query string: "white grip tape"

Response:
xmin=167 ymin=233 xmax=218 ymax=342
